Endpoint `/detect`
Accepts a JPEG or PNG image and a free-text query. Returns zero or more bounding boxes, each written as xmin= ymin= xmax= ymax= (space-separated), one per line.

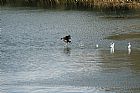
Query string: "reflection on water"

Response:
xmin=110 ymin=47 xmax=115 ymax=54
xmin=128 ymin=48 xmax=131 ymax=55
xmin=63 ymin=47 xmax=71 ymax=56
xmin=0 ymin=7 xmax=140 ymax=93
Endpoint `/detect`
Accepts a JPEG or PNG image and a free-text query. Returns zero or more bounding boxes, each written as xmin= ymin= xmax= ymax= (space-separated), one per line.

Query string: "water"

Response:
xmin=0 ymin=7 xmax=140 ymax=93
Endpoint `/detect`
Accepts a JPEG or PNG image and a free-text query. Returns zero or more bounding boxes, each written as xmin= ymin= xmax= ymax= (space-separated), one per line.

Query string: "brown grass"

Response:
xmin=0 ymin=0 xmax=140 ymax=10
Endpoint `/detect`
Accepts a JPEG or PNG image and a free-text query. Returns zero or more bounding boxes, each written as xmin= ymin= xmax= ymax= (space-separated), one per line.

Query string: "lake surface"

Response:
xmin=0 ymin=7 xmax=140 ymax=93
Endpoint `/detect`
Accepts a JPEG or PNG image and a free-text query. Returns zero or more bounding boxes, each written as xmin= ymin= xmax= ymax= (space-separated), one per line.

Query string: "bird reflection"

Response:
xmin=110 ymin=47 xmax=115 ymax=54
xmin=63 ymin=47 xmax=71 ymax=56
xmin=128 ymin=48 xmax=131 ymax=55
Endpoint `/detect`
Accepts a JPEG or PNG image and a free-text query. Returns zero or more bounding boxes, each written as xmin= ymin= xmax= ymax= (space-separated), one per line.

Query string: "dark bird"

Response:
xmin=61 ymin=35 xmax=71 ymax=44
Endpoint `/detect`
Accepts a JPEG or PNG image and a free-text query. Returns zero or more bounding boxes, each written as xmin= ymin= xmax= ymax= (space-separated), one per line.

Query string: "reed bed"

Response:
xmin=0 ymin=0 xmax=140 ymax=10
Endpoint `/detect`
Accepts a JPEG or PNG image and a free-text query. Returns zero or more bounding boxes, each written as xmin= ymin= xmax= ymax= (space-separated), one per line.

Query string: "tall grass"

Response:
xmin=0 ymin=0 xmax=140 ymax=10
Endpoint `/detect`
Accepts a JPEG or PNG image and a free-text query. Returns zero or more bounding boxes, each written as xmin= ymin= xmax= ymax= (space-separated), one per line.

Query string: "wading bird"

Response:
xmin=128 ymin=42 xmax=131 ymax=49
xmin=110 ymin=42 xmax=115 ymax=48
xmin=128 ymin=42 xmax=131 ymax=54
xmin=96 ymin=44 xmax=99 ymax=48
xmin=110 ymin=42 xmax=115 ymax=54
xmin=61 ymin=35 xmax=71 ymax=46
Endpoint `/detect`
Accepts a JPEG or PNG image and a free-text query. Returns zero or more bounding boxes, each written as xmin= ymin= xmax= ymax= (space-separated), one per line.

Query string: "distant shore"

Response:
xmin=1 ymin=0 xmax=140 ymax=10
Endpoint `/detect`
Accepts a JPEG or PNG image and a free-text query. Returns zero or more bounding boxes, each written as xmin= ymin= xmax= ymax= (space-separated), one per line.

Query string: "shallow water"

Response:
xmin=0 ymin=7 xmax=140 ymax=93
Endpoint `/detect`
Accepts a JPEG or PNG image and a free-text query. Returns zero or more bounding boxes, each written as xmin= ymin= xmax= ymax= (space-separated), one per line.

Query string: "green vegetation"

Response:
xmin=0 ymin=0 xmax=140 ymax=10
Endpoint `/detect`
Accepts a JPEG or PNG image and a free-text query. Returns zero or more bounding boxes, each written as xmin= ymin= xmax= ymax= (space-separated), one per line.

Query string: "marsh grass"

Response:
xmin=1 ymin=0 xmax=140 ymax=10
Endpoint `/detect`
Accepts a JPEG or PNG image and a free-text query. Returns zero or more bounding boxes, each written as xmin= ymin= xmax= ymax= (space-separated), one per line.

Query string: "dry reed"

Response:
xmin=0 ymin=0 xmax=140 ymax=10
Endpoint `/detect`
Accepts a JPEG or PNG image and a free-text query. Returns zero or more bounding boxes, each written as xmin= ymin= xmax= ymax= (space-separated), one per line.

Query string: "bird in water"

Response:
xmin=128 ymin=42 xmax=131 ymax=49
xmin=96 ymin=44 xmax=99 ymax=48
xmin=110 ymin=42 xmax=115 ymax=48
xmin=61 ymin=35 xmax=71 ymax=46
xmin=110 ymin=42 xmax=115 ymax=54
xmin=128 ymin=42 xmax=131 ymax=54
